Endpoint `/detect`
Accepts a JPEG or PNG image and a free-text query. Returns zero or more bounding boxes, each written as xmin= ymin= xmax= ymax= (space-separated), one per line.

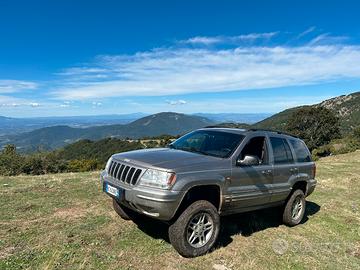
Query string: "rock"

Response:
xmin=213 ymin=264 xmax=231 ymax=270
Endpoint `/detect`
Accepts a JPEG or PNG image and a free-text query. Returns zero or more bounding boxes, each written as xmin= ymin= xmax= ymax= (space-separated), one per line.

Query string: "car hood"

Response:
xmin=112 ymin=148 xmax=225 ymax=172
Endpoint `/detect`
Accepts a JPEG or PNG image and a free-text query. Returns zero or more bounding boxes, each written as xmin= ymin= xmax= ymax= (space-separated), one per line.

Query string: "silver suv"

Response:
xmin=100 ymin=128 xmax=317 ymax=257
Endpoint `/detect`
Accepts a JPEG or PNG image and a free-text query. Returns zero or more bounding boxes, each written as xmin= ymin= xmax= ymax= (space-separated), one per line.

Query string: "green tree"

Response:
xmin=0 ymin=144 xmax=24 ymax=176
xmin=285 ymin=107 xmax=341 ymax=150
xmin=353 ymin=126 xmax=360 ymax=141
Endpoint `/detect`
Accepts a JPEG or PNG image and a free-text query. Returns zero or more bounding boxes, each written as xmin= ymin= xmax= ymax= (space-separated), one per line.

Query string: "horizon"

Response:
xmin=1 ymin=0 xmax=360 ymax=117
xmin=0 ymin=111 xmax=272 ymax=119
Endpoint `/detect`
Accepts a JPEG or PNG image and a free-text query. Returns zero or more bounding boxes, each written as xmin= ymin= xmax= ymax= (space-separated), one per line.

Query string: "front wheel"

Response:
xmin=282 ymin=189 xmax=306 ymax=226
xmin=168 ymin=200 xmax=220 ymax=257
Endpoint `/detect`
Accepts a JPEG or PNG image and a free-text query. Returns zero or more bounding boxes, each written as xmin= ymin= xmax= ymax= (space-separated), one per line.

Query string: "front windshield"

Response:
xmin=169 ymin=130 xmax=244 ymax=158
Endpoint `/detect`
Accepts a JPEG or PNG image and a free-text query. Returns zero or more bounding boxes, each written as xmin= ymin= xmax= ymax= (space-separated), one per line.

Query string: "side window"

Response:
xmin=239 ymin=136 xmax=268 ymax=165
xmin=270 ymin=137 xmax=293 ymax=164
xmin=289 ymin=139 xmax=312 ymax=162
xmin=283 ymin=139 xmax=294 ymax=163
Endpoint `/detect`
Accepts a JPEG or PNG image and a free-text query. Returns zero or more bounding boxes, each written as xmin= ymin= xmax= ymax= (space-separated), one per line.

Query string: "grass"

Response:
xmin=1 ymin=151 xmax=360 ymax=270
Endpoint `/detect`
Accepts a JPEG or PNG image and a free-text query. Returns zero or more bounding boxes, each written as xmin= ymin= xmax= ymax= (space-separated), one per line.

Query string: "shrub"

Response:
xmin=286 ymin=107 xmax=341 ymax=150
xmin=68 ymin=159 xmax=101 ymax=172
xmin=0 ymin=145 xmax=25 ymax=176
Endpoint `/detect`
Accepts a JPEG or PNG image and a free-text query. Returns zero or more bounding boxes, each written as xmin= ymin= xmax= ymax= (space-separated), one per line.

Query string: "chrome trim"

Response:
xmin=107 ymin=160 xmax=144 ymax=186
xmin=136 ymin=194 xmax=177 ymax=202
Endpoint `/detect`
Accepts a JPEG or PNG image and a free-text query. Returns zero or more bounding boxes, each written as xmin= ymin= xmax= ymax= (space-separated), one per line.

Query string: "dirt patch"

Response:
xmin=0 ymin=246 xmax=16 ymax=260
xmin=53 ymin=206 xmax=87 ymax=220
xmin=347 ymin=243 xmax=360 ymax=258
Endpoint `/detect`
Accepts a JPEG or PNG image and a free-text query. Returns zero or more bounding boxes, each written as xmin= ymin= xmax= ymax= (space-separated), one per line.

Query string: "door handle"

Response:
xmin=262 ymin=169 xmax=272 ymax=175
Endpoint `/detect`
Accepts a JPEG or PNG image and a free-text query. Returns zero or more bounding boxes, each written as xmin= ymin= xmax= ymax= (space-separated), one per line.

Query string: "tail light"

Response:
xmin=312 ymin=163 xmax=316 ymax=179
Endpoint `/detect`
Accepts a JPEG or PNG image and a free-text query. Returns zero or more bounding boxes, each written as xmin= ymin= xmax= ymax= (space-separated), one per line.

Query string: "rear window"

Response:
xmin=289 ymin=139 xmax=312 ymax=162
xmin=270 ymin=137 xmax=294 ymax=164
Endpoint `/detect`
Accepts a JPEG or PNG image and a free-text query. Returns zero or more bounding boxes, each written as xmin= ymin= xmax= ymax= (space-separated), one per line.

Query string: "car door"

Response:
xmin=269 ymin=136 xmax=296 ymax=203
xmin=229 ymin=135 xmax=273 ymax=211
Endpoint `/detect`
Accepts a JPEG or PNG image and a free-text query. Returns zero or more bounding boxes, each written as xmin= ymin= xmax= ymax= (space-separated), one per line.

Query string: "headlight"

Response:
xmin=105 ymin=157 xmax=112 ymax=172
xmin=139 ymin=169 xmax=176 ymax=189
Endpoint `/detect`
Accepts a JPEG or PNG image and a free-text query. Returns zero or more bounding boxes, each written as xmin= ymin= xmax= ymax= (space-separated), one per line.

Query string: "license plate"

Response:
xmin=105 ymin=183 xmax=121 ymax=198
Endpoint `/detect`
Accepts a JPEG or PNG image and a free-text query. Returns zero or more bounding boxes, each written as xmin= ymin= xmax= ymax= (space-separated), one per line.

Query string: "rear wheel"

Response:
xmin=168 ymin=200 xmax=220 ymax=257
xmin=282 ymin=189 xmax=306 ymax=226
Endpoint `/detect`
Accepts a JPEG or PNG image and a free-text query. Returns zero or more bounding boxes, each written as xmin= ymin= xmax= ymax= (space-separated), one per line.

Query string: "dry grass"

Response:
xmin=1 ymin=151 xmax=360 ymax=269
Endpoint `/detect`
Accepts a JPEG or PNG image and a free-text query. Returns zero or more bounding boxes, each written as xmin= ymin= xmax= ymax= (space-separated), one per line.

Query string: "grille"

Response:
xmin=107 ymin=160 xmax=143 ymax=186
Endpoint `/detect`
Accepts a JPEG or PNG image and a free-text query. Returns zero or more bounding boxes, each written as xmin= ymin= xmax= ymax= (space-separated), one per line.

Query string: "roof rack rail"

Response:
xmin=204 ymin=125 xmax=234 ymax=128
xmin=248 ymin=128 xmax=299 ymax=138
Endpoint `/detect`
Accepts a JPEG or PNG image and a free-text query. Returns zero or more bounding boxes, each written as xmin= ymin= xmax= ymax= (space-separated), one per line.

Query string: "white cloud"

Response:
xmin=0 ymin=96 xmax=43 ymax=108
xmin=308 ymin=33 xmax=348 ymax=45
xmin=0 ymin=80 xmax=38 ymax=93
xmin=296 ymin=26 xmax=316 ymax=39
xmin=181 ymin=32 xmax=278 ymax=45
xmin=29 ymin=102 xmax=40 ymax=107
xmin=166 ymin=99 xmax=187 ymax=105
xmin=92 ymin=101 xmax=102 ymax=107
xmin=52 ymin=41 xmax=360 ymax=100
xmin=184 ymin=36 xmax=222 ymax=45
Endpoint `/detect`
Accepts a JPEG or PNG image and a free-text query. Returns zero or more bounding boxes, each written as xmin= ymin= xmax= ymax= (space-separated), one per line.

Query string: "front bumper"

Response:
xmin=100 ymin=171 xmax=184 ymax=221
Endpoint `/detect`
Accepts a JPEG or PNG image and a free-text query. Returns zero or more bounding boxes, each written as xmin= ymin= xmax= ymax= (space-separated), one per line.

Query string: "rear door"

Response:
xmin=269 ymin=136 xmax=296 ymax=203
xmin=288 ymin=138 xmax=314 ymax=181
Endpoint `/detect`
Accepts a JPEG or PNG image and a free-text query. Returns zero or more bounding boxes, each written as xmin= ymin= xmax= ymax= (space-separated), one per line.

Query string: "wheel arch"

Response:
xmin=171 ymin=183 xmax=223 ymax=222
xmin=291 ymin=180 xmax=308 ymax=195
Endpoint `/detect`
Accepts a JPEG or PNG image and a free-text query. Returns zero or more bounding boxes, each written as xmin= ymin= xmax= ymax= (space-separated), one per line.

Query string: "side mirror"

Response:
xmin=237 ymin=155 xmax=260 ymax=166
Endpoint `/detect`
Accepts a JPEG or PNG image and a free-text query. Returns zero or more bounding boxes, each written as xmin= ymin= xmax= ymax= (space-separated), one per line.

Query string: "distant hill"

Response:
xmin=0 ymin=113 xmax=148 ymax=136
xmin=254 ymin=91 xmax=360 ymax=133
xmin=193 ymin=113 xmax=271 ymax=124
xmin=319 ymin=92 xmax=360 ymax=132
xmin=2 ymin=112 xmax=213 ymax=151
xmin=252 ymin=107 xmax=304 ymax=131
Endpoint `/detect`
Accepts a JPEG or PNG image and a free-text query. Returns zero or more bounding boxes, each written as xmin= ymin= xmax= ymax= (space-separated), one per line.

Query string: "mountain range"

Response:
xmin=0 ymin=113 xmax=148 ymax=135
xmin=0 ymin=112 xmax=270 ymax=136
xmin=1 ymin=91 xmax=359 ymax=152
xmin=0 ymin=112 xmax=213 ymax=151
xmin=253 ymin=91 xmax=360 ymax=133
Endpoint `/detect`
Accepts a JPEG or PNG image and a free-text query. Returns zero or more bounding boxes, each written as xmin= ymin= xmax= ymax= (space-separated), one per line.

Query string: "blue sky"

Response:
xmin=1 ymin=0 xmax=360 ymax=117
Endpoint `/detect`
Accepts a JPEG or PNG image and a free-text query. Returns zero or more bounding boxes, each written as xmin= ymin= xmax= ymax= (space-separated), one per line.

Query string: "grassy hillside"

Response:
xmin=254 ymin=91 xmax=360 ymax=133
xmin=320 ymin=91 xmax=360 ymax=132
xmin=252 ymin=107 xmax=307 ymax=131
xmin=1 ymin=152 xmax=360 ymax=269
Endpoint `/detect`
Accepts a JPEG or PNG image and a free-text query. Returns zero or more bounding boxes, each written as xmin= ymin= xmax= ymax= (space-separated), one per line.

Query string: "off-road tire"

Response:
xmin=282 ymin=189 xmax=306 ymax=226
xmin=168 ymin=200 xmax=220 ymax=257
xmin=112 ymin=199 xmax=136 ymax=221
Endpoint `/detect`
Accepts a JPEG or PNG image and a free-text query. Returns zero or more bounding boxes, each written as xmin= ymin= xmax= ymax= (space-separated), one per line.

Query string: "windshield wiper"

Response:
xmin=187 ymin=147 xmax=214 ymax=157
xmin=171 ymin=146 xmax=220 ymax=158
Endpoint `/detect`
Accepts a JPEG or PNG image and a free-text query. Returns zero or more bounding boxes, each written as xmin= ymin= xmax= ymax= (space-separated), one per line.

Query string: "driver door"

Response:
xmin=229 ymin=135 xmax=273 ymax=210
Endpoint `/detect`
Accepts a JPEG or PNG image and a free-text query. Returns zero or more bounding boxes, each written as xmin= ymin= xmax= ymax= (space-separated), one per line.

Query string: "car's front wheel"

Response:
xmin=168 ymin=200 xmax=220 ymax=257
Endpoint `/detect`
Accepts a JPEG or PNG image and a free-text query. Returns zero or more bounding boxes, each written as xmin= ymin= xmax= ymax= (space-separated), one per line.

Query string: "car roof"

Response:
xmin=199 ymin=127 xmax=299 ymax=139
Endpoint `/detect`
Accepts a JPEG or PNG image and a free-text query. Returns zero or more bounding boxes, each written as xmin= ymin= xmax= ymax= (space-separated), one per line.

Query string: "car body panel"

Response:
xmin=101 ymin=128 xmax=317 ymax=221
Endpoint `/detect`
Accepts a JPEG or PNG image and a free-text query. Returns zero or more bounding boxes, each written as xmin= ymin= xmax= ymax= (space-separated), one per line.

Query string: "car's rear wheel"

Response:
xmin=112 ymin=198 xmax=137 ymax=221
xmin=282 ymin=189 xmax=306 ymax=226
xmin=168 ymin=200 xmax=220 ymax=257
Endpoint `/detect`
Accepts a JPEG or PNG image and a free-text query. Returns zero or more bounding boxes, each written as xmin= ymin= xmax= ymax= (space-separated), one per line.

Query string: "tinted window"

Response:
xmin=170 ymin=130 xmax=244 ymax=158
xmin=289 ymin=139 xmax=312 ymax=162
xmin=270 ymin=137 xmax=293 ymax=164
xmin=283 ymin=139 xmax=294 ymax=163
